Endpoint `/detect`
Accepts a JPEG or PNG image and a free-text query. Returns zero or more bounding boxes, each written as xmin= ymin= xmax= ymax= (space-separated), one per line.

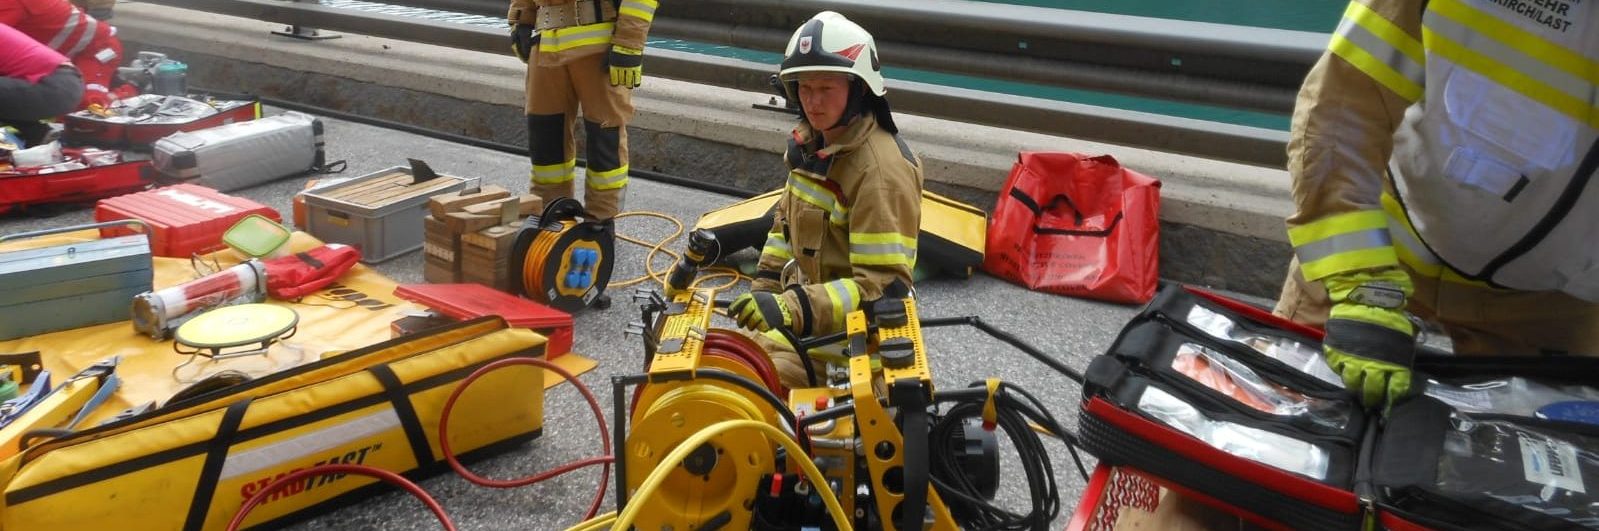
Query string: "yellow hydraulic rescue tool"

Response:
xmin=621 ymin=280 xmax=956 ymax=530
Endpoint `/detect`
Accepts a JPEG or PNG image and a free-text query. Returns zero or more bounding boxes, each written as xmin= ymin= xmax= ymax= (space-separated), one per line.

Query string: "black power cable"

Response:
xmin=928 ymin=382 xmax=1074 ymax=531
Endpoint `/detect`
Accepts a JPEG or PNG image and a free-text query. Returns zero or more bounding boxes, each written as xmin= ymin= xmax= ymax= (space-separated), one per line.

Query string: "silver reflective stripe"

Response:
xmin=827 ymin=279 xmax=857 ymax=313
xmin=1336 ymin=15 xmax=1426 ymax=88
xmin=544 ymin=25 xmax=612 ymax=49
xmin=47 ymin=9 xmax=81 ymax=49
xmin=1293 ymin=227 xmax=1393 ymax=263
xmin=1424 ymin=12 xmax=1595 ymax=104
xmin=65 ymin=17 xmax=99 ymax=56
xmin=1385 ymin=214 xmax=1440 ymax=265
xmin=849 ymin=242 xmax=915 ymax=261
xmin=619 ymin=0 xmax=657 ymax=16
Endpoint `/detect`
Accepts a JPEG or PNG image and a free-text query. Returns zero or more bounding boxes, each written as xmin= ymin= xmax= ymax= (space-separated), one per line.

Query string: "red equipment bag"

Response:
xmin=94 ymin=183 xmax=282 ymax=257
xmin=0 ymin=159 xmax=151 ymax=216
xmin=262 ymin=243 xmax=361 ymax=300
xmin=1078 ymin=283 xmax=1599 ymax=531
xmin=63 ymin=95 xmax=260 ymax=151
xmin=983 ymin=152 xmax=1160 ymax=304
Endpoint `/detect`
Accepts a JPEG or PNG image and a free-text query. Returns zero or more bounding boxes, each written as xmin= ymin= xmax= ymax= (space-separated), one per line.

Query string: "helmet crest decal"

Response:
xmin=798 ymin=35 xmax=812 ymax=54
xmin=837 ymin=43 xmax=865 ymax=61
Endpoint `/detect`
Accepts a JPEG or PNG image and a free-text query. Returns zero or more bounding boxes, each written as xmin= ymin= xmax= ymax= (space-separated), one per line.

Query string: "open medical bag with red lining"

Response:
xmin=1079 ymin=283 xmax=1599 ymax=531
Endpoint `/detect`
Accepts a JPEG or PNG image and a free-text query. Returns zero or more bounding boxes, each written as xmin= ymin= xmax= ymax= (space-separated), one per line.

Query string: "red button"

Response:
xmin=814 ymin=395 xmax=830 ymax=412
xmin=769 ymin=473 xmax=784 ymax=497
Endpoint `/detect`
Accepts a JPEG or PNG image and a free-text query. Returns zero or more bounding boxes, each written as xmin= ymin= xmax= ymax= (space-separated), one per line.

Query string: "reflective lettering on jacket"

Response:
xmin=1287 ymin=0 xmax=1599 ymax=299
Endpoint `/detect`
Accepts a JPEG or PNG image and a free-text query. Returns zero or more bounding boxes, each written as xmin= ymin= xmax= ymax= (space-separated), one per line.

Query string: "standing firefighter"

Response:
xmin=507 ymin=0 xmax=656 ymax=222
xmin=729 ymin=11 xmax=924 ymax=390
xmin=1276 ymin=0 xmax=1599 ymax=409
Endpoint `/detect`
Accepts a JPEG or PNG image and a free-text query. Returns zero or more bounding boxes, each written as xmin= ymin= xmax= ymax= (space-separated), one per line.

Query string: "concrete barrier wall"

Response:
xmin=112 ymin=2 xmax=1298 ymax=297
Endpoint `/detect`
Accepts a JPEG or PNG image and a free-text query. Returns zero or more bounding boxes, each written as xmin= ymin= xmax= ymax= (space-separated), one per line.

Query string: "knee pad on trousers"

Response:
xmin=583 ymin=119 xmax=622 ymax=172
xmin=526 ymin=114 xmax=568 ymax=167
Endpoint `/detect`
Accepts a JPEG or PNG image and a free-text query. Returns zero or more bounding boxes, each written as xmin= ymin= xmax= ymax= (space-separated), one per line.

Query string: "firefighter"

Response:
xmin=0 ymin=0 xmax=122 ymax=109
xmin=728 ymin=11 xmax=924 ymax=390
xmin=0 ymin=23 xmax=81 ymax=146
xmin=507 ymin=0 xmax=657 ymax=222
xmin=1274 ymin=0 xmax=1599 ymax=409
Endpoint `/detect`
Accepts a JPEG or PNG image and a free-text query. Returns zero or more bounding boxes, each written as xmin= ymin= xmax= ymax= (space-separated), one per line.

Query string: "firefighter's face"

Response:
xmin=797 ymin=72 xmax=852 ymax=132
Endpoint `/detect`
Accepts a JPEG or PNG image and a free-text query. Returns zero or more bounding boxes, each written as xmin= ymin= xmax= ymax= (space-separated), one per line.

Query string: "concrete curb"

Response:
xmin=112 ymin=1 xmax=1295 ymax=296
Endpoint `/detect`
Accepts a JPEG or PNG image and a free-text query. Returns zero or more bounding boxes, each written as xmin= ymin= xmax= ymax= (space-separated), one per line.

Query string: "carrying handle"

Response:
xmin=1007 ymin=188 xmax=1085 ymax=227
xmin=0 ymin=219 xmax=151 ymax=245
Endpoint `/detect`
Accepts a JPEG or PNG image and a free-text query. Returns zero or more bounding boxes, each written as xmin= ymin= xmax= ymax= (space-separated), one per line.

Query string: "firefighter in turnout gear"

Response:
xmin=728 ymin=11 xmax=924 ymax=390
xmin=507 ymin=0 xmax=657 ymax=221
xmin=1274 ymin=0 xmax=1599 ymax=410
xmin=1 ymin=0 xmax=123 ymax=109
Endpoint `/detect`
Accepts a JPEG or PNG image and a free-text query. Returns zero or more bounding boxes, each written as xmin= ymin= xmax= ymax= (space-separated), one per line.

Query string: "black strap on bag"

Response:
xmin=182 ymin=397 xmax=255 ymax=531
xmin=1008 ymin=188 xmax=1122 ymax=237
xmin=368 ymin=365 xmax=436 ymax=469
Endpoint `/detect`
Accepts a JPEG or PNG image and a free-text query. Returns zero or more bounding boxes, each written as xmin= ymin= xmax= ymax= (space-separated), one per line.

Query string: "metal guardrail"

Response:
xmin=138 ymin=0 xmax=1293 ymax=168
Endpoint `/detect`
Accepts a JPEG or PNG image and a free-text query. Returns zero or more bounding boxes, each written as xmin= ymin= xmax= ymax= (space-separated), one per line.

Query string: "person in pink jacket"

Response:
xmin=0 ymin=0 xmax=122 ymax=109
xmin=0 ymin=23 xmax=82 ymax=145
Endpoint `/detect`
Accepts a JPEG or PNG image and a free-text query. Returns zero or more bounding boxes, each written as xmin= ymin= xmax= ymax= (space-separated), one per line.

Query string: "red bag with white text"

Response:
xmin=983 ymin=152 xmax=1161 ymax=304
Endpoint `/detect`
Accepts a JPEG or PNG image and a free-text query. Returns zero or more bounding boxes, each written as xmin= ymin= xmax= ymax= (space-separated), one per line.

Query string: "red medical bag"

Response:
xmin=93 ymin=183 xmax=282 ymax=257
xmin=63 ymin=96 xmax=260 ymax=150
xmin=0 ymin=159 xmax=152 ymax=215
xmin=1079 ymin=283 xmax=1599 ymax=531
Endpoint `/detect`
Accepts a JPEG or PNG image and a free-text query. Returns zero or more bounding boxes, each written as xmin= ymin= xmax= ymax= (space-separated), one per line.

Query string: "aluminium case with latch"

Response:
xmin=0 ymin=221 xmax=154 ymax=341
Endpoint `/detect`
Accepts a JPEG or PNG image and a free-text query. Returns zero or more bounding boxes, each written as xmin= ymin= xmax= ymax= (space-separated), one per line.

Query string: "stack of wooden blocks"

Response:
xmin=422 ymin=184 xmax=542 ymax=291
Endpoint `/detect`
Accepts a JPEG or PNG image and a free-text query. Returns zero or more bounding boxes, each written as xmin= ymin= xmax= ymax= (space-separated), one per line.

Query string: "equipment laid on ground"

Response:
xmin=985 ymin=152 xmax=1161 ymax=304
xmin=421 ymin=183 xmax=540 ymax=285
xmin=1079 ymin=283 xmax=1599 ymax=530
xmin=0 ymin=220 xmax=153 ymax=341
xmin=511 ymin=197 xmax=615 ymax=312
xmin=131 ymin=259 xmax=266 ymax=340
xmin=151 ymin=111 xmax=331 ymax=192
xmin=302 ymin=159 xmax=467 ymax=263
xmin=64 ymin=94 xmax=261 ymax=150
xmin=0 ymin=149 xmax=153 ymax=216
xmin=94 ymin=184 xmax=283 ymax=258
xmin=0 ymin=317 xmax=548 ymax=531
xmin=394 ymin=283 xmax=574 ymax=358
xmin=692 ymin=188 xmax=989 ymax=279
xmin=170 ymin=303 xmax=300 ymax=383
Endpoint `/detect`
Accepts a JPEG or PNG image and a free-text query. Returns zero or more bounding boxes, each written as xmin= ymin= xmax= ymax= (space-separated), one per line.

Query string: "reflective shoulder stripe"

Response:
xmin=539 ymin=22 xmax=615 ymax=52
xmin=786 ymin=173 xmax=849 ymax=225
xmin=1330 ymin=1 xmax=1426 ymax=101
xmin=618 ymin=0 xmax=658 ymax=22
xmin=1288 ymin=210 xmax=1397 ymax=281
xmin=848 ymin=231 xmax=916 ymax=268
xmin=47 ymin=9 xmax=82 ymax=49
xmin=1430 ymin=0 xmax=1599 ymax=85
xmin=823 ymin=279 xmax=861 ymax=328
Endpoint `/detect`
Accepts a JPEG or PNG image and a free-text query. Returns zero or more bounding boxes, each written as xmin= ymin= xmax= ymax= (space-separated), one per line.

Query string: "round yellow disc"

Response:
xmin=174 ymin=304 xmax=299 ymax=349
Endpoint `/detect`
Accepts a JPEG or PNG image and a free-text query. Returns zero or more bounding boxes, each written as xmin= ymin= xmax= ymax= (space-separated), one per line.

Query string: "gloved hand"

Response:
xmin=729 ymin=291 xmax=799 ymax=333
xmin=510 ymin=24 xmax=538 ymax=63
xmin=607 ymin=45 xmax=644 ymax=88
xmin=1321 ymin=267 xmax=1416 ymax=410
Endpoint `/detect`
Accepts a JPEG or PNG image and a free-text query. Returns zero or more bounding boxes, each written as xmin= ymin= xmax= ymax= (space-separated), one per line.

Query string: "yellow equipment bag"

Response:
xmin=0 ymin=316 xmax=547 ymax=531
xmin=694 ymin=189 xmax=988 ymax=278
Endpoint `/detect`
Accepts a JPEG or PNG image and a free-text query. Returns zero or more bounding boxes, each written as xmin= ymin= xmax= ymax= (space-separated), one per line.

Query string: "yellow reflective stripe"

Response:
xmin=586 ymin=165 xmax=629 ymax=190
xmin=1345 ymin=1 xmax=1425 ymax=64
xmin=824 ymin=279 xmax=861 ymax=327
xmin=848 ymin=231 xmax=917 ymax=267
xmin=1289 ymin=210 xmax=1397 ymax=281
xmin=1380 ymin=193 xmax=1492 ymax=287
xmin=786 ymin=173 xmax=848 ymax=225
xmin=1330 ymin=34 xmax=1425 ymax=101
xmin=531 ymin=160 xmax=577 ymax=184
xmin=762 ymin=233 xmax=793 ymax=261
xmin=1287 ymin=210 xmax=1390 ymax=247
xmin=1424 ymin=28 xmax=1599 ymax=128
xmin=1430 ymin=0 xmax=1599 ymax=85
xmin=1426 ymin=12 xmax=1592 ymax=103
xmin=619 ymin=0 xmax=657 ymax=22
xmin=539 ymin=22 xmax=615 ymax=52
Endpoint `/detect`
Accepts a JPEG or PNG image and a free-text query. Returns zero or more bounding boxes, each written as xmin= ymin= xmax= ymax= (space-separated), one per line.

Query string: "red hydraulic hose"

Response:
xmin=225 ymin=464 xmax=455 ymax=531
xmin=437 ymin=356 xmax=613 ymax=520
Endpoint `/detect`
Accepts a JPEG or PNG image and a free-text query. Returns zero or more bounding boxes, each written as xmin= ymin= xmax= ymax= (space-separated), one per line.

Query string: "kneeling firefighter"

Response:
xmin=729 ymin=11 xmax=925 ymax=390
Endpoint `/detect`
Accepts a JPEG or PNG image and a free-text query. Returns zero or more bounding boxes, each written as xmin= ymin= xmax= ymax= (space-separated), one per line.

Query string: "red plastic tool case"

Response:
xmin=394 ymin=283 xmax=573 ymax=358
xmin=93 ymin=184 xmax=282 ymax=257
xmin=0 ymin=160 xmax=152 ymax=215
xmin=64 ymin=98 xmax=260 ymax=150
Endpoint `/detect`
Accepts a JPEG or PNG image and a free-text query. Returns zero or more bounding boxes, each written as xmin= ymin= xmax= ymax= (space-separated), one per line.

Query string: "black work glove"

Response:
xmin=510 ymin=24 xmax=538 ymax=63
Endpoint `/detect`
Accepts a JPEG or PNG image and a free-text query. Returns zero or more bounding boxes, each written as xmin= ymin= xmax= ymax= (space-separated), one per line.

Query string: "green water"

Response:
xmin=985 ymin=0 xmax=1347 ymax=32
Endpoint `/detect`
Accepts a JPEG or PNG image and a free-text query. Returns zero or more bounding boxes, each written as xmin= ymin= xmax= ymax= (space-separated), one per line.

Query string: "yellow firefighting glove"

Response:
xmin=607 ymin=45 xmax=644 ymax=88
xmin=1321 ymin=267 xmax=1416 ymax=411
xmin=510 ymin=24 xmax=538 ymax=63
xmin=729 ymin=291 xmax=800 ymax=333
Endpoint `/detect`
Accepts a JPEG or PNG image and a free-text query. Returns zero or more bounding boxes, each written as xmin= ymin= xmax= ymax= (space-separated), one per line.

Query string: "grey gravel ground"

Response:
xmin=2 ymin=109 xmax=1243 ymax=530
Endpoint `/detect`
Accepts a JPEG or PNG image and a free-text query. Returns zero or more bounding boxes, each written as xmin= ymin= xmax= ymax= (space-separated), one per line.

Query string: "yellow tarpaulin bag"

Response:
xmin=0 ymin=316 xmax=546 ymax=531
